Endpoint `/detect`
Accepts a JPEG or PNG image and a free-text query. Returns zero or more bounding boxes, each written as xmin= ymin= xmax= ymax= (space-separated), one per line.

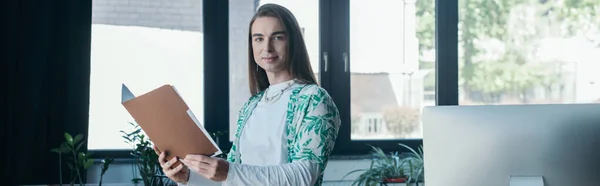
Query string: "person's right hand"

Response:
xmin=154 ymin=146 xmax=190 ymax=184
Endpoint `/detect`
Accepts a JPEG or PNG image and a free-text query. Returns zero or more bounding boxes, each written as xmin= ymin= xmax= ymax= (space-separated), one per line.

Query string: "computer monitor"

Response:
xmin=422 ymin=104 xmax=600 ymax=186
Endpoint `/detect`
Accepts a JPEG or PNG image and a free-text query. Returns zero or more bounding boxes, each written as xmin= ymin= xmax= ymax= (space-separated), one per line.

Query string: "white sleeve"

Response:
xmin=176 ymin=169 xmax=216 ymax=186
xmin=222 ymin=159 xmax=321 ymax=186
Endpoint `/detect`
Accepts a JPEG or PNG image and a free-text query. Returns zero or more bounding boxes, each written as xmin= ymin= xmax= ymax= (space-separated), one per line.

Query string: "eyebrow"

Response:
xmin=252 ymin=31 xmax=286 ymax=37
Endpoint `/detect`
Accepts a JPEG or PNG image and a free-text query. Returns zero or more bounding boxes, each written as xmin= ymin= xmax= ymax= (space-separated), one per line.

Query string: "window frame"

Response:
xmin=89 ymin=0 xmax=231 ymax=158
xmin=321 ymin=0 xmax=458 ymax=155
xmin=89 ymin=0 xmax=458 ymax=158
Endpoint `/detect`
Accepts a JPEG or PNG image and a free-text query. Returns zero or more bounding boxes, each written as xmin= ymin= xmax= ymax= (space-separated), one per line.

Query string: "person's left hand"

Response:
xmin=181 ymin=154 xmax=229 ymax=182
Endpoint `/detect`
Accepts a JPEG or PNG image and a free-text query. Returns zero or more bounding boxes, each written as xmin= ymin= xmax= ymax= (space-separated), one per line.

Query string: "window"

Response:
xmin=348 ymin=0 xmax=435 ymax=140
xmin=226 ymin=0 xmax=438 ymax=154
xmin=88 ymin=0 xmax=204 ymax=150
xmin=458 ymin=0 xmax=600 ymax=105
xmin=229 ymin=0 xmax=320 ymax=140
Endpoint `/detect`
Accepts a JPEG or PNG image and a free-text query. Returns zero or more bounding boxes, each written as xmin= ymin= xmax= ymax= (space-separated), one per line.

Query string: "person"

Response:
xmin=155 ymin=3 xmax=341 ymax=186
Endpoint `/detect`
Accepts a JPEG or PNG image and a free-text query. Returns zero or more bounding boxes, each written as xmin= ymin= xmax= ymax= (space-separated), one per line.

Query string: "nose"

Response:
xmin=265 ymin=39 xmax=274 ymax=53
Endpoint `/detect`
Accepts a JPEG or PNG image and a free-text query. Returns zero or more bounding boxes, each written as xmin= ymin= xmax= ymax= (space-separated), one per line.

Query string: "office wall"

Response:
xmin=92 ymin=0 xmax=203 ymax=32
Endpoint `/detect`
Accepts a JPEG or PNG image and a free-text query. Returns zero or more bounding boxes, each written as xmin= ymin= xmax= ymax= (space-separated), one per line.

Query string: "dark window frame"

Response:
xmin=322 ymin=0 xmax=458 ymax=155
xmin=89 ymin=0 xmax=231 ymax=159
xmin=90 ymin=0 xmax=458 ymax=158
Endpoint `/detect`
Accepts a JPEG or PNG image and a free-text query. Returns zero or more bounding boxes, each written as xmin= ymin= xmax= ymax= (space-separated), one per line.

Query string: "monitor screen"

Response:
xmin=422 ymin=104 xmax=600 ymax=186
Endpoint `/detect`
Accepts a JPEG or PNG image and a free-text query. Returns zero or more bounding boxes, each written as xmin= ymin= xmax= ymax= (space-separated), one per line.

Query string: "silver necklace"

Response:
xmin=263 ymin=80 xmax=295 ymax=104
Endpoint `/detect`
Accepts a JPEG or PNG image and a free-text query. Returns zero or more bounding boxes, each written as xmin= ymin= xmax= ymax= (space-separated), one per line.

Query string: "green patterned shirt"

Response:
xmin=227 ymin=83 xmax=341 ymax=186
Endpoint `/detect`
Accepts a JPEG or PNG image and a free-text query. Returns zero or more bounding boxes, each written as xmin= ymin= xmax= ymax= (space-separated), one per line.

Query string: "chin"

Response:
xmin=263 ymin=66 xmax=286 ymax=73
xmin=260 ymin=62 xmax=284 ymax=71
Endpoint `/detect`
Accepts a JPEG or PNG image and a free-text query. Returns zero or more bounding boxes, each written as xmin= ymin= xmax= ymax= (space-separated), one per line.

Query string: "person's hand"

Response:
xmin=154 ymin=146 xmax=190 ymax=184
xmin=181 ymin=154 xmax=229 ymax=182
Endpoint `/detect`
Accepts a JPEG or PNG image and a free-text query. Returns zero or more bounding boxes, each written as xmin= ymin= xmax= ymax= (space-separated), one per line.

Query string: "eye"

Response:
xmin=273 ymin=36 xmax=283 ymax=40
xmin=254 ymin=37 xmax=264 ymax=42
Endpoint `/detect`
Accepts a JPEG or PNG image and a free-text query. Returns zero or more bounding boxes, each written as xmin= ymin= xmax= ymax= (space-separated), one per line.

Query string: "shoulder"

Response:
xmin=298 ymin=84 xmax=332 ymax=100
xmin=295 ymin=84 xmax=338 ymax=114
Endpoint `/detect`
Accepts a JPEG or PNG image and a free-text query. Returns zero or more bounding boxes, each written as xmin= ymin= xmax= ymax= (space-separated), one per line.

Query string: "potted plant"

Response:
xmin=121 ymin=122 xmax=171 ymax=186
xmin=399 ymin=143 xmax=424 ymax=185
xmin=50 ymin=132 xmax=113 ymax=186
xmin=343 ymin=146 xmax=408 ymax=186
xmin=343 ymin=143 xmax=425 ymax=186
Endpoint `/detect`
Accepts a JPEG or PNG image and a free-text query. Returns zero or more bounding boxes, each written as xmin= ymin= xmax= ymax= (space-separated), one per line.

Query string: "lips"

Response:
xmin=262 ymin=56 xmax=278 ymax=63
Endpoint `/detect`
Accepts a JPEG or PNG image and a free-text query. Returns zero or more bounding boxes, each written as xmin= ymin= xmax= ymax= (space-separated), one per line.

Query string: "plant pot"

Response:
xmin=383 ymin=177 xmax=407 ymax=183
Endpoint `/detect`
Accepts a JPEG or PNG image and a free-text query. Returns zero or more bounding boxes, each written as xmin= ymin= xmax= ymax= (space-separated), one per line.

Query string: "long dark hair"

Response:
xmin=247 ymin=3 xmax=318 ymax=96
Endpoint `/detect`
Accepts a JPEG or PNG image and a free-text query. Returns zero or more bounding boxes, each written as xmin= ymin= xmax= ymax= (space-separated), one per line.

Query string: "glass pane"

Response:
xmin=229 ymin=0 xmax=320 ymax=140
xmin=350 ymin=0 xmax=435 ymax=140
xmin=459 ymin=1 xmax=600 ymax=105
xmin=88 ymin=0 xmax=204 ymax=149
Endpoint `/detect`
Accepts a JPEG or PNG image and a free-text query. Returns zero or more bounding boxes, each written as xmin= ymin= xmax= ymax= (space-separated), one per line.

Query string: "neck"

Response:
xmin=266 ymin=70 xmax=293 ymax=85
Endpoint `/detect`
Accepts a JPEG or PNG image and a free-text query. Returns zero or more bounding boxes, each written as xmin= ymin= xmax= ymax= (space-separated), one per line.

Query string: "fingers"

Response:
xmin=185 ymin=154 xmax=216 ymax=165
xmin=182 ymin=158 xmax=209 ymax=174
xmin=161 ymin=156 xmax=179 ymax=169
xmin=153 ymin=146 xmax=161 ymax=155
xmin=164 ymin=163 xmax=184 ymax=178
xmin=184 ymin=154 xmax=206 ymax=161
xmin=158 ymin=151 xmax=166 ymax=165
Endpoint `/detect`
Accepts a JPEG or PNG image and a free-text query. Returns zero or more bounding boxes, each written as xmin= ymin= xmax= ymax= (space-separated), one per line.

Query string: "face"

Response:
xmin=251 ymin=17 xmax=288 ymax=73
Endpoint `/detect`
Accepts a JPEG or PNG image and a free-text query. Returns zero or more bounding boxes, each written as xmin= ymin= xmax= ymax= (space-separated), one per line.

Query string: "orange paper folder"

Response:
xmin=121 ymin=84 xmax=221 ymax=165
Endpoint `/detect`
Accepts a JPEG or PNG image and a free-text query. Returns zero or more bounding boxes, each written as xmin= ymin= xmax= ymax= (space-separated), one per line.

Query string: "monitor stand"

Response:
xmin=509 ymin=175 xmax=544 ymax=186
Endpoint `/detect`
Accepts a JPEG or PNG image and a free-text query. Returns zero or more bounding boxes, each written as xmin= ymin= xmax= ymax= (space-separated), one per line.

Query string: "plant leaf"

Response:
xmin=65 ymin=133 xmax=74 ymax=146
xmin=73 ymin=134 xmax=83 ymax=145
xmin=50 ymin=148 xmax=62 ymax=154
xmin=84 ymin=159 xmax=94 ymax=169
xmin=75 ymin=142 xmax=84 ymax=152
xmin=78 ymin=152 xmax=85 ymax=161
xmin=61 ymin=142 xmax=71 ymax=152
xmin=131 ymin=178 xmax=142 ymax=183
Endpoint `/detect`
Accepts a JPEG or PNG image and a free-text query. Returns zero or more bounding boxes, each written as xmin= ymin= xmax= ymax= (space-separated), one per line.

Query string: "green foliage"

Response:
xmin=209 ymin=130 xmax=229 ymax=158
xmin=99 ymin=157 xmax=114 ymax=186
xmin=50 ymin=133 xmax=98 ymax=186
xmin=549 ymin=0 xmax=600 ymax=36
xmin=416 ymin=0 xmax=600 ymax=104
xmin=415 ymin=0 xmax=435 ymax=53
xmin=343 ymin=144 xmax=424 ymax=186
xmin=343 ymin=146 xmax=407 ymax=186
xmin=399 ymin=143 xmax=424 ymax=184
xmin=120 ymin=122 xmax=166 ymax=186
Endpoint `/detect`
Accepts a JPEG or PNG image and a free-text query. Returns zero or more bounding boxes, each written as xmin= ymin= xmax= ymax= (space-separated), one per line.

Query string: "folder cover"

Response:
xmin=121 ymin=84 xmax=221 ymax=166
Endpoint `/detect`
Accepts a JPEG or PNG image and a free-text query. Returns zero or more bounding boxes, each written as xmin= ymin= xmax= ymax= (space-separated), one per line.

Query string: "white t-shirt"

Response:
xmin=238 ymin=79 xmax=298 ymax=165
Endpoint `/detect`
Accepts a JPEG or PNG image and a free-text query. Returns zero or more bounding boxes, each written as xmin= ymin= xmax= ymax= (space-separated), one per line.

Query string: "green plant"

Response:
xmin=343 ymin=143 xmax=425 ymax=186
xmin=99 ymin=157 xmax=114 ymax=186
xmin=50 ymin=133 xmax=95 ymax=186
xmin=399 ymin=143 xmax=424 ymax=184
xmin=209 ymin=130 xmax=228 ymax=158
xmin=343 ymin=146 xmax=408 ymax=186
xmin=120 ymin=122 xmax=166 ymax=186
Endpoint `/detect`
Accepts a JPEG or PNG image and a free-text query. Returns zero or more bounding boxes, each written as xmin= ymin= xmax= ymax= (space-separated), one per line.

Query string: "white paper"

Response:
xmin=121 ymin=84 xmax=135 ymax=103
xmin=509 ymin=175 xmax=544 ymax=186
xmin=186 ymin=109 xmax=223 ymax=157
